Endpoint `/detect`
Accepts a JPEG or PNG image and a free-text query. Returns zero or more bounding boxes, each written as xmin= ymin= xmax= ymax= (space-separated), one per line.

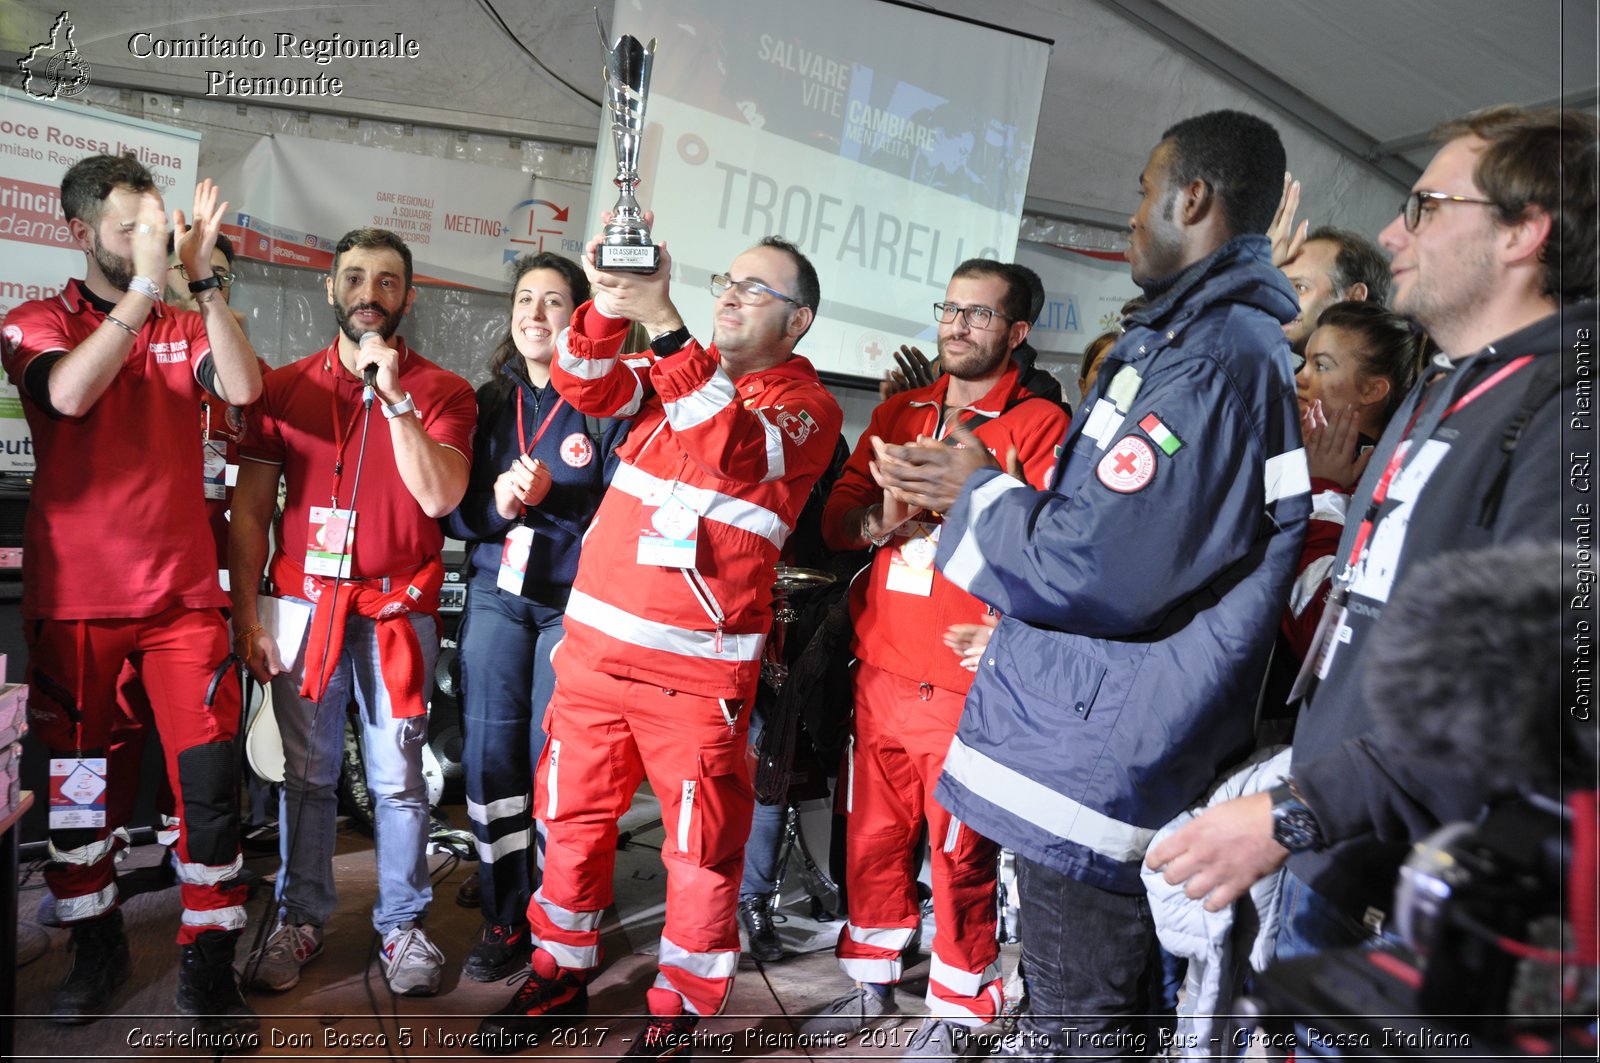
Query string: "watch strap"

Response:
xmin=188 ymin=274 xmax=225 ymax=294
xmin=649 ymin=326 xmax=691 ymax=358
xmin=382 ymin=392 xmax=417 ymax=420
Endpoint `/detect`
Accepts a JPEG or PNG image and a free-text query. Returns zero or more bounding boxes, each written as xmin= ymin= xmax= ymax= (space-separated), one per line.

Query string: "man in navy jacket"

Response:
xmin=1149 ymin=106 xmax=1597 ymax=962
xmin=874 ymin=110 xmax=1309 ymax=1057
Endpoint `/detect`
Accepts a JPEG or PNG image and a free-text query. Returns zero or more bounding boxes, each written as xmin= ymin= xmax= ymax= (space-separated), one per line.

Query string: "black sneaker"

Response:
xmin=476 ymin=951 xmax=589 ymax=1054
xmin=464 ymin=922 xmax=532 ymax=982
xmin=50 ymin=909 xmax=132 ymax=1024
xmin=621 ymin=1010 xmax=698 ymax=1060
xmin=736 ymin=896 xmax=783 ymax=963
xmin=175 ymin=928 xmax=260 ymax=1038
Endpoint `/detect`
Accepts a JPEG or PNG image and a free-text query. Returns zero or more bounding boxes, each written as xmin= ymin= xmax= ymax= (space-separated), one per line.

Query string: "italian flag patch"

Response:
xmin=1139 ymin=413 xmax=1183 ymax=455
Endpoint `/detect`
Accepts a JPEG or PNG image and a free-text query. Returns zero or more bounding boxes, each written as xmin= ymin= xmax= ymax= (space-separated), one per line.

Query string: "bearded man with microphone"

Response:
xmin=229 ymin=227 xmax=477 ymax=997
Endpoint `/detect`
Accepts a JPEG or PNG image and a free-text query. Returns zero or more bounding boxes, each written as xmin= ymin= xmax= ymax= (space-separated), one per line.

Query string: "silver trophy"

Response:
xmin=595 ymin=22 xmax=660 ymax=274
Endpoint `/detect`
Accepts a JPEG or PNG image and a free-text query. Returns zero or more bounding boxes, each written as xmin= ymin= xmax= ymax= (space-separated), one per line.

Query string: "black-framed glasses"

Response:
xmin=709 ymin=273 xmax=800 ymax=307
xmin=933 ymin=302 xmax=1009 ymax=331
xmin=1401 ymin=190 xmax=1497 ymax=232
xmin=176 ymin=263 xmax=238 ymax=287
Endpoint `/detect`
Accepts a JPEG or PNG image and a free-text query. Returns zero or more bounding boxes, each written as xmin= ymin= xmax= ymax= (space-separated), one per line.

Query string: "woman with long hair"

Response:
xmin=442 ymin=253 xmax=625 ymax=981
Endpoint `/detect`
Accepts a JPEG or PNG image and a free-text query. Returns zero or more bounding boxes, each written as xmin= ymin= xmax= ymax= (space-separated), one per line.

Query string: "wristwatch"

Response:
xmin=382 ymin=392 xmax=417 ymax=420
xmin=188 ymin=274 xmax=225 ymax=294
xmin=128 ymin=275 xmax=163 ymax=302
xmin=1268 ymin=780 xmax=1326 ymax=853
xmin=649 ymin=326 xmax=691 ymax=357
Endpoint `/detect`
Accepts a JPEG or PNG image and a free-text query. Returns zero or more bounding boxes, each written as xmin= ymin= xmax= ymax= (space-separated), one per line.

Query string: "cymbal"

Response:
xmin=773 ymin=565 xmax=835 ymax=593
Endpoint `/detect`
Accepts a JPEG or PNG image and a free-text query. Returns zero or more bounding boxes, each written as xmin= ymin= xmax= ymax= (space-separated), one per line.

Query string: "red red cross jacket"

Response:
xmin=550 ymin=303 xmax=844 ymax=700
xmin=823 ymin=362 xmax=1071 ymax=694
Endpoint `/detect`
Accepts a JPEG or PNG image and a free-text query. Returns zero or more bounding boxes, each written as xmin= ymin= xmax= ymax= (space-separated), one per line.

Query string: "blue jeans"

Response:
xmin=1011 ymin=856 xmax=1162 ymax=1060
xmin=459 ymin=571 xmax=564 ymax=927
xmin=740 ymin=704 xmax=784 ymax=899
xmin=1273 ymin=868 xmax=1382 ymax=962
xmin=273 ymin=605 xmax=437 ymax=933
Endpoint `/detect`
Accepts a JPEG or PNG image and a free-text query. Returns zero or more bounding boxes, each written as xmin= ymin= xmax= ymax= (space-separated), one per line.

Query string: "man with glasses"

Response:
xmin=801 ymin=260 xmax=1069 ymax=1056
xmin=478 ymin=235 xmax=842 ymax=1057
xmin=1149 ymin=105 xmax=1598 ymax=962
xmin=871 ymin=111 xmax=1308 ymax=1055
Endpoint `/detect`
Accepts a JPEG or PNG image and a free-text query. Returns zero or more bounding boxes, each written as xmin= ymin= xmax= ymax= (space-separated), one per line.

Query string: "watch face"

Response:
xmin=1274 ymin=807 xmax=1320 ymax=852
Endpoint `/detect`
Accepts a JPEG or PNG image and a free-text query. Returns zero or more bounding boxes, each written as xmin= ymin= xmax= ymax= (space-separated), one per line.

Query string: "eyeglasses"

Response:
xmin=933 ymin=302 xmax=1010 ymax=331
xmin=1401 ymin=190 xmax=1497 ymax=232
xmin=176 ymin=264 xmax=238 ymax=287
xmin=709 ymin=273 xmax=800 ymax=307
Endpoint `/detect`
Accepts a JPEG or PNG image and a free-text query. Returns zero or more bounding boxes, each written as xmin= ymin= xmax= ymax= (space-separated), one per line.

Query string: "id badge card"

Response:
xmin=885 ymin=521 xmax=940 ymax=596
xmin=498 ymin=524 xmax=534 ymax=594
xmin=1287 ymin=593 xmax=1352 ymax=703
xmin=638 ymin=486 xmax=700 ymax=569
xmin=305 ymin=506 xmax=356 ymax=577
xmin=49 ymin=757 xmax=108 ymax=829
xmin=202 ymin=439 xmax=232 ymax=500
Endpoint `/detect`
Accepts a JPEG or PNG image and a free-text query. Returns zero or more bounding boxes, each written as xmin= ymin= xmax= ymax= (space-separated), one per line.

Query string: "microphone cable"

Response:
xmin=238 ymin=344 xmax=381 ymax=1006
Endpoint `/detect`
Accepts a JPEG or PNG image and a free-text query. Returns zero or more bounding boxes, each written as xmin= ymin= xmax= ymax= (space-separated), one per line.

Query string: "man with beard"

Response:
xmin=871 ymin=111 xmax=1308 ymax=1056
xmin=477 ymin=235 xmax=842 ymax=1057
xmin=1148 ymin=105 xmax=1597 ymax=962
xmin=0 ymin=153 xmax=262 ymax=1029
xmin=801 ymin=260 xmax=1069 ymax=1058
xmin=230 ymin=228 xmax=476 ymax=997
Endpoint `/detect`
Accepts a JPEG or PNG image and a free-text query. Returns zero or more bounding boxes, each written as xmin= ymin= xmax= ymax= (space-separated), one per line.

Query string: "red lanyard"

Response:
xmin=517 ymin=391 xmax=566 ymax=457
xmin=1343 ymin=354 xmax=1535 ymax=571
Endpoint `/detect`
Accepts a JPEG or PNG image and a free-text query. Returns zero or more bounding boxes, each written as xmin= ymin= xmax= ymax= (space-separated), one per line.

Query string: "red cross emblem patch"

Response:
xmin=1097 ymin=436 xmax=1156 ymax=493
xmin=560 ymin=432 xmax=595 ymax=468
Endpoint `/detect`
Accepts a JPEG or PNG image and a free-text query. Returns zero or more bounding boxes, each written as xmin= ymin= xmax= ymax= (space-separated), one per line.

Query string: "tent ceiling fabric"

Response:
xmin=5 ymin=0 xmax=1594 ymax=245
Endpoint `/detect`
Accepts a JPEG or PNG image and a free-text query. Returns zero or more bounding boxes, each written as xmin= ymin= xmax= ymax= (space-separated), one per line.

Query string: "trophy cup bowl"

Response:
xmin=596 ymin=32 xmax=661 ymax=274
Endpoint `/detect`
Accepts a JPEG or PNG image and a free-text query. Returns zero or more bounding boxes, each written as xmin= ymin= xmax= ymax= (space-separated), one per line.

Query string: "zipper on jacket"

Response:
xmin=682 ymin=569 xmax=728 ymax=654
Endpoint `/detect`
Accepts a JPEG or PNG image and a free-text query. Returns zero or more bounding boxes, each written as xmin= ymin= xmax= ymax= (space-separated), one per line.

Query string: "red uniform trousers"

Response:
xmin=837 ymin=661 xmax=1002 ymax=1025
xmin=107 ymin=663 xmax=181 ymax=851
xmin=26 ymin=605 xmax=247 ymax=944
xmin=528 ymin=664 xmax=754 ymax=1017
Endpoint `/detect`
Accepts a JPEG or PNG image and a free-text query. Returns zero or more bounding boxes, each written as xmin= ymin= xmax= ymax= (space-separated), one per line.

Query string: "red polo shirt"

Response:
xmin=1 ymin=279 xmax=227 ymax=620
xmin=240 ymin=338 xmax=476 ymax=581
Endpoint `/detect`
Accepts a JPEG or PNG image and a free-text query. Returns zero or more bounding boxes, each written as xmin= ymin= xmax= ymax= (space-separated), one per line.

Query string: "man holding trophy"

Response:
xmin=476 ymin=29 xmax=844 ymax=1059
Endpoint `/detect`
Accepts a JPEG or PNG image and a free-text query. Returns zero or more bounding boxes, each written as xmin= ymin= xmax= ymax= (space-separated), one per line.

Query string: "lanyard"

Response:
xmin=517 ymin=390 xmax=566 ymax=457
xmin=1341 ymin=354 xmax=1534 ymax=575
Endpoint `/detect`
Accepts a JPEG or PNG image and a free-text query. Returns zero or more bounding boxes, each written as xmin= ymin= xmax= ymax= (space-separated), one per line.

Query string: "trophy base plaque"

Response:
xmin=594 ymin=242 xmax=660 ymax=274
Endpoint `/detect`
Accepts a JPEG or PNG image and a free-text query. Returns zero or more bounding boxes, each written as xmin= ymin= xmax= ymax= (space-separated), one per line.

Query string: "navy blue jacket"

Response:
xmin=443 ymin=366 xmax=625 ymax=608
xmin=933 ymin=236 xmax=1310 ymax=893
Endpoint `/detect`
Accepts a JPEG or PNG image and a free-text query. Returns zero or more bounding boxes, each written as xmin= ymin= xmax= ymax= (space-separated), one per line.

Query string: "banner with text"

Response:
xmin=213 ymin=134 xmax=590 ymax=290
xmin=0 ymin=88 xmax=200 ymax=472
xmin=591 ymin=0 xmax=1050 ymax=381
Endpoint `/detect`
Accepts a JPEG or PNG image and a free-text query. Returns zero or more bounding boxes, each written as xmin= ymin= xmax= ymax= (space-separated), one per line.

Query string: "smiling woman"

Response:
xmin=439 ymin=251 xmax=627 ymax=983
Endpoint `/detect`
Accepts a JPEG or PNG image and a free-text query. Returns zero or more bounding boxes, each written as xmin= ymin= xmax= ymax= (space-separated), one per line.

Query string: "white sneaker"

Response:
xmin=248 ymin=920 xmax=324 ymax=991
xmin=380 ymin=922 xmax=444 ymax=996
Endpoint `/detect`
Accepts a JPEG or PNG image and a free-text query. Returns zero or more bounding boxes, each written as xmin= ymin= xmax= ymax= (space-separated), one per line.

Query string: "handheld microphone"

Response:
xmin=359 ymin=331 xmax=381 ymax=406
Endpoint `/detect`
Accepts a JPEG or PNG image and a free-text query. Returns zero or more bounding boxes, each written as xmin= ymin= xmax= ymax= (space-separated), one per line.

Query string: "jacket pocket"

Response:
xmin=997 ymin=627 xmax=1109 ymax=721
xmin=678 ymin=732 xmax=754 ymax=868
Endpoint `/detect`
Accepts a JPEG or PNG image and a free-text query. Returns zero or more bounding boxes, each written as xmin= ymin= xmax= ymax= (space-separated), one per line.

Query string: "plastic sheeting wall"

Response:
xmin=68 ymin=84 xmax=597 ymax=383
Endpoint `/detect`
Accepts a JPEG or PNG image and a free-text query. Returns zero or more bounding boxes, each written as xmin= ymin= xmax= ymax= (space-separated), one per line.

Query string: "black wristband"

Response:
xmin=649 ymin=326 xmax=691 ymax=357
xmin=188 ymin=274 xmax=225 ymax=294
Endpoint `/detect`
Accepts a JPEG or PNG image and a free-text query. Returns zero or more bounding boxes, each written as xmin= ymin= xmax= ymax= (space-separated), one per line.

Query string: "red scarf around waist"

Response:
xmin=272 ymin=552 xmax=444 ymax=719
